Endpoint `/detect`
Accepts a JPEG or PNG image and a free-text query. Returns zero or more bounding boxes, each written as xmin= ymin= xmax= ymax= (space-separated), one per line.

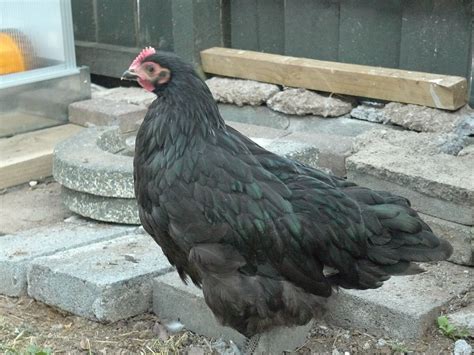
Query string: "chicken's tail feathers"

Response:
xmin=330 ymin=188 xmax=453 ymax=290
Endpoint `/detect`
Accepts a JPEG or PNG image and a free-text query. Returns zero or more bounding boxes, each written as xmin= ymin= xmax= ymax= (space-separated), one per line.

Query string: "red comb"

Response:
xmin=130 ymin=46 xmax=156 ymax=69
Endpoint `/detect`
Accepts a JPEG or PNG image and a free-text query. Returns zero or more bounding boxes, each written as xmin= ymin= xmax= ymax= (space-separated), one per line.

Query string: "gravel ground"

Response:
xmin=0 ymin=292 xmax=470 ymax=354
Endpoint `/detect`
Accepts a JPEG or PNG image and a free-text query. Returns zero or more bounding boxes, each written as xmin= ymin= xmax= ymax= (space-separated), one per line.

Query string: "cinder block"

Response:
xmin=325 ymin=261 xmax=473 ymax=339
xmin=0 ymin=220 xmax=135 ymax=296
xmin=68 ymin=98 xmax=147 ymax=131
xmin=419 ymin=212 xmax=473 ymax=266
xmin=153 ymin=272 xmax=313 ymax=353
xmin=27 ymin=233 xmax=173 ymax=322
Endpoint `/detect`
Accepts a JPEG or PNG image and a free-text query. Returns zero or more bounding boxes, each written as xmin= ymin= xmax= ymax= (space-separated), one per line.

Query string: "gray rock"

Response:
xmin=0 ymin=220 xmax=134 ymax=296
xmin=434 ymin=133 xmax=466 ymax=155
xmin=351 ymin=105 xmax=389 ymax=123
xmin=267 ymin=88 xmax=353 ymax=117
xmin=348 ymin=129 xmax=474 ymax=225
xmin=28 ymin=233 xmax=173 ymax=322
xmin=455 ymin=115 xmax=474 ymax=137
xmin=62 ymin=187 xmax=140 ymax=225
xmin=382 ymin=103 xmax=473 ymax=133
xmin=69 ymin=98 xmax=147 ymax=129
xmin=448 ymin=305 xmax=474 ymax=337
xmin=206 ymin=77 xmax=280 ymax=106
xmin=92 ymin=87 xmax=156 ymax=107
xmin=419 ymin=213 xmax=473 ymax=266
xmin=153 ymin=272 xmax=313 ymax=353
xmin=325 ymin=262 xmax=473 ymax=339
xmin=454 ymin=339 xmax=472 ymax=355
xmin=458 ymin=145 xmax=474 ymax=157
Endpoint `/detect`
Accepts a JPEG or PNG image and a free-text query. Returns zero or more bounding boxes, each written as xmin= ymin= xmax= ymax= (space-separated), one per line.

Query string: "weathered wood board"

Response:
xmin=201 ymin=47 xmax=468 ymax=110
xmin=0 ymin=124 xmax=83 ymax=189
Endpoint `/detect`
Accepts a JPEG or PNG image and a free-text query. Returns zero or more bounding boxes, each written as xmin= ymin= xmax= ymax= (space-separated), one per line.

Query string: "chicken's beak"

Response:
xmin=121 ymin=69 xmax=139 ymax=81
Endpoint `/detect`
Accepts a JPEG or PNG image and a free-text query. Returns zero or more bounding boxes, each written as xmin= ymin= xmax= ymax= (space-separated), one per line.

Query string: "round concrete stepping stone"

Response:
xmin=62 ymin=187 xmax=140 ymax=225
xmin=53 ymin=126 xmax=138 ymax=224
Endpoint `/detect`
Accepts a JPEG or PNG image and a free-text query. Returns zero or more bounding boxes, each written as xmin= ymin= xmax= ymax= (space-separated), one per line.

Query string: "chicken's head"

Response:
xmin=121 ymin=47 xmax=172 ymax=92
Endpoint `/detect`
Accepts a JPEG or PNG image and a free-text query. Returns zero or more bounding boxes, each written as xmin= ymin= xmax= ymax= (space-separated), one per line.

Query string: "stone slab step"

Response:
xmin=0 ymin=219 xmax=134 ymax=296
xmin=153 ymin=262 xmax=472 ymax=350
xmin=325 ymin=262 xmax=472 ymax=339
xmin=27 ymin=232 xmax=173 ymax=322
xmin=347 ymin=130 xmax=473 ymax=225
xmin=152 ymin=272 xmax=313 ymax=353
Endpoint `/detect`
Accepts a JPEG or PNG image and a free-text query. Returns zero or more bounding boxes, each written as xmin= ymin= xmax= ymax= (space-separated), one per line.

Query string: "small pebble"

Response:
xmin=29 ymin=180 xmax=38 ymax=187
xmin=363 ymin=342 xmax=371 ymax=350
xmin=454 ymin=339 xmax=472 ymax=355
xmin=164 ymin=320 xmax=184 ymax=333
xmin=376 ymin=338 xmax=387 ymax=348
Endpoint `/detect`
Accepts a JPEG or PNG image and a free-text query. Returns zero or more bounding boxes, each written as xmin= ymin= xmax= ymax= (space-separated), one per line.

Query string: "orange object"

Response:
xmin=0 ymin=32 xmax=26 ymax=75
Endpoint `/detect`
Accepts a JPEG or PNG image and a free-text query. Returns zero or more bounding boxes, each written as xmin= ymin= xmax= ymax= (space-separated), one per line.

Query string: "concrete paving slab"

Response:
xmin=220 ymin=104 xmax=290 ymax=130
xmin=153 ymin=272 xmax=313 ymax=353
xmin=286 ymin=131 xmax=353 ymax=177
xmin=420 ymin=213 xmax=473 ymax=266
xmin=325 ymin=261 xmax=473 ymax=339
xmin=0 ymin=220 xmax=135 ymax=296
xmin=347 ymin=130 xmax=474 ymax=225
xmin=28 ymin=233 xmax=173 ymax=322
xmin=92 ymin=87 xmax=156 ymax=107
xmin=69 ymin=98 xmax=147 ymax=131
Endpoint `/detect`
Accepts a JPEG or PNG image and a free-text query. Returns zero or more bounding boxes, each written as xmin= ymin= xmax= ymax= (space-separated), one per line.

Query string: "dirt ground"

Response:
xmin=0 ymin=181 xmax=471 ymax=354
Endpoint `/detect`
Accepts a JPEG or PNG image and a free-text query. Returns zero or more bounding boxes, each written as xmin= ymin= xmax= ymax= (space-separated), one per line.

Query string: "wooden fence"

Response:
xmin=72 ymin=0 xmax=474 ymax=104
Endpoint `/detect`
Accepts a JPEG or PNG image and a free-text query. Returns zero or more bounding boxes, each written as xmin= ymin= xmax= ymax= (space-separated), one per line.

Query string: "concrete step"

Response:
xmin=0 ymin=218 xmax=134 ymax=296
xmin=153 ymin=262 xmax=472 ymax=353
xmin=27 ymin=232 xmax=173 ymax=322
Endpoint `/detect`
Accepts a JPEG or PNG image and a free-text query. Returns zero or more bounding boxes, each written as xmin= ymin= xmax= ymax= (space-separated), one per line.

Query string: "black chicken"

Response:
xmin=123 ymin=47 xmax=452 ymax=348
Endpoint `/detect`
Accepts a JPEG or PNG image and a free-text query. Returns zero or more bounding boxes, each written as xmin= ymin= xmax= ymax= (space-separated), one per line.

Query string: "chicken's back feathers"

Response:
xmin=133 ymin=52 xmax=452 ymax=337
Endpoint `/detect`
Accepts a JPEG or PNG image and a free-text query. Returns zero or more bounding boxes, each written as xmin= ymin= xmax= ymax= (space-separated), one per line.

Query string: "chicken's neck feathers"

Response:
xmin=137 ymin=75 xmax=225 ymax=164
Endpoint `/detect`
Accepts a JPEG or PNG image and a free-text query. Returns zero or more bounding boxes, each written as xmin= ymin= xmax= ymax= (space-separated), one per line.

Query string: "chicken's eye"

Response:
xmin=146 ymin=65 xmax=155 ymax=73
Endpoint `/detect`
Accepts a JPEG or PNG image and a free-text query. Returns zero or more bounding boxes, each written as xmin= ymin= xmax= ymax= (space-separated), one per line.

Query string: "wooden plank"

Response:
xmin=201 ymin=47 xmax=468 ymax=110
xmin=0 ymin=124 xmax=83 ymax=189
xmin=339 ymin=0 xmax=402 ymax=67
xmin=284 ymin=0 xmax=340 ymax=61
xmin=399 ymin=0 xmax=472 ymax=78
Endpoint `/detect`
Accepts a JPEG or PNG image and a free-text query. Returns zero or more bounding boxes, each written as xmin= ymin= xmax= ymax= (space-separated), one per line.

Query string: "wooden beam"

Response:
xmin=0 ymin=124 xmax=83 ymax=189
xmin=201 ymin=47 xmax=468 ymax=110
